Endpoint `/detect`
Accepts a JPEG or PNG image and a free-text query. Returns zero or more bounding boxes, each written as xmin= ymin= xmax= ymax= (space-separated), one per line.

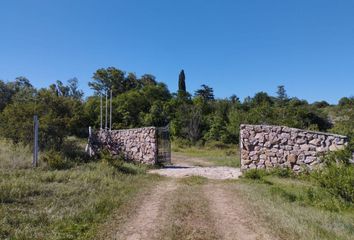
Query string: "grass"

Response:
xmin=172 ymin=142 xmax=240 ymax=167
xmin=160 ymin=176 xmax=219 ymax=240
xmin=232 ymin=175 xmax=354 ymax=240
xmin=0 ymin=139 xmax=161 ymax=240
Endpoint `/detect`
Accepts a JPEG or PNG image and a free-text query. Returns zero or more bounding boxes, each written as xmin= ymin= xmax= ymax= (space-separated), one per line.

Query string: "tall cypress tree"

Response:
xmin=178 ymin=70 xmax=186 ymax=92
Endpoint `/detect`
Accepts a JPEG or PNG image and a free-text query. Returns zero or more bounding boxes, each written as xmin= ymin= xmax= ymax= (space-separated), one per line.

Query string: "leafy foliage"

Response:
xmin=0 ymin=68 xmax=352 ymax=154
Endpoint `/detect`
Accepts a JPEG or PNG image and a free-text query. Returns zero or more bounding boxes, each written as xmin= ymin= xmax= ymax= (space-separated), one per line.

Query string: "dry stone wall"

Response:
xmin=240 ymin=124 xmax=348 ymax=172
xmin=91 ymin=127 xmax=157 ymax=164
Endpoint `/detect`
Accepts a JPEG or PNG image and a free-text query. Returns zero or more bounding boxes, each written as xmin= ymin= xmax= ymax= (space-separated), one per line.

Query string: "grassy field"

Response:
xmin=233 ymin=175 xmax=354 ymax=240
xmin=172 ymin=142 xmax=240 ymax=167
xmin=0 ymin=140 xmax=161 ymax=240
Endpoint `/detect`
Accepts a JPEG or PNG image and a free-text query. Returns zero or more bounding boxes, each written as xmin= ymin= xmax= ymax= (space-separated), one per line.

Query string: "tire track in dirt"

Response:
xmin=102 ymin=179 xmax=178 ymax=240
xmin=204 ymin=183 xmax=278 ymax=240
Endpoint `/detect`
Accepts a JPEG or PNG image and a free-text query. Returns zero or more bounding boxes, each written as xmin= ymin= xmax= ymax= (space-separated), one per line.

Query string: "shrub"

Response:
xmin=311 ymin=163 xmax=354 ymax=203
xmin=243 ymin=167 xmax=294 ymax=180
xmin=100 ymin=150 xmax=145 ymax=174
xmin=61 ymin=138 xmax=90 ymax=163
xmin=173 ymin=138 xmax=192 ymax=148
xmin=309 ymin=144 xmax=354 ymax=204
xmin=41 ymin=150 xmax=72 ymax=170
xmin=270 ymin=167 xmax=294 ymax=178
xmin=243 ymin=169 xmax=267 ymax=180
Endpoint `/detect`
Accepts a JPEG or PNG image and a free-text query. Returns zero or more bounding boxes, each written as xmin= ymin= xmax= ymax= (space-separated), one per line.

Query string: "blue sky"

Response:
xmin=0 ymin=0 xmax=353 ymax=103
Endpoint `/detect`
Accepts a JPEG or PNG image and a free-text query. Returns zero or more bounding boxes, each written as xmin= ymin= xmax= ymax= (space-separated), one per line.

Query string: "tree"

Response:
xmin=178 ymin=70 xmax=186 ymax=92
xmin=313 ymin=101 xmax=330 ymax=108
xmin=338 ymin=97 xmax=354 ymax=107
xmin=195 ymin=84 xmax=214 ymax=101
xmin=8 ymin=76 xmax=32 ymax=92
xmin=67 ymin=78 xmax=84 ymax=100
xmin=49 ymin=78 xmax=83 ymax=100
xmin=276 ymin=85 xmax=288 ymax=101
xmin=230 ymin=94 xmax=240 ymax=104
xmin=0 ymin=80 xmax=13 ymax=111
xmin=252 ymin=92 xmax=273 ymax=105
xmin=0 ymin=88 xmax=85 ymax=149
xmin=140 ymin=74 xmax=157 ymax=87
xmin=89 ymin=67 xmax=126 ymax=95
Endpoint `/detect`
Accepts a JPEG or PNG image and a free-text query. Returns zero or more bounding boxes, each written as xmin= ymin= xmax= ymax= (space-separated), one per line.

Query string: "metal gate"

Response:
xmin=156 ymin=125 xmax=171 ymax=165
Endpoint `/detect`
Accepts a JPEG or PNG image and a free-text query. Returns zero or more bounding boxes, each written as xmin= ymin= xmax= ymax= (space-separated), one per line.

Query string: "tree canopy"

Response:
xmin=0 ymin=67 xmax=352 ymax=150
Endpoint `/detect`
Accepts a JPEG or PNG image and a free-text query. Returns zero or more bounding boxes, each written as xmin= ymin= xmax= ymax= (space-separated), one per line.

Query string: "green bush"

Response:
xmin=270 ymin=167 xmax=294 ymax=178
xmin=243 ymin=169 xmax=267 ymax=180
xmin=41 ymin=150 xmax=72 ymax=170
xmin=173 ymin=138 xmax=192 ymax=148
xmin=244 ymin=167 xmax=294 ymax=180
xmin=311 ymin=163 xmax=354 ymax=203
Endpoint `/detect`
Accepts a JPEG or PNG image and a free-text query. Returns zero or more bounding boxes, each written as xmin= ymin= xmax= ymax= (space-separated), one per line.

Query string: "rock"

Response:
xmin=300 ymin=145 xmax=310 ymax=151
xmin=293 ymin=165 xmax=301 ymax=171
xmin=249 ymin=163 xmax=257 ymax=169
xmin=296 ymin=138 xmax=307 ymax=144
xmin=285 ymin=146 xmax=293 ymax=151
xmin=282 ymin=127 xmax=291 ymax=132
xmin=281 ymin=133 xmax=291 ymax=139
xmin=240 ymin=124 xmax=348 ymax=173
xmin=309 ymin=139 xmax=321 ymax=146
xmin=304 ymin=156 xmax=316 ymax=164
xmin=287 ymin=154 xmax=297 ymax=164
xmin=242 ymin=159 xmax=252 ymax=165
xmin=255 ymin=133 xmax=265 ymax=139
xmin=329 ymin=144 xmax=338 ymax=151
xmin=297 ymin=154 xmax=305 ymax=162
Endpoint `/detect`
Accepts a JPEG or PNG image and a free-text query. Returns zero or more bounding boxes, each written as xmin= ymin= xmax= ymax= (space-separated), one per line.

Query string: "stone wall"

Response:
xmin=240 ymin=124 xmax=348 ymax=172
xmin=90 ymin=127 xmax=157 ymax=164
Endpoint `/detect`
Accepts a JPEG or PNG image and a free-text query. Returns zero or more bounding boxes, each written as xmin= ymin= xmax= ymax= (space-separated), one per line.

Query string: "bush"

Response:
xmin=41 ymin=150 xmax=72 ymax=170
xmin=243 ymin=169 xmax=267 ymax=180
xmin=173 ymin=138 xmax=192 ymax=148
xmin=308 ymin=144 xmax=354 ymax=204
xmin=100 ymin=151 xmax=145 ymax=174
xmin=61 ymin=138 xmax=90 ymax=163
xmin=311 ymin=163 xmax=354 ymax=203
xmin=243 ymin=167 xmax=294 ymax=180
xmin=270 ymin=167 xmax=294 ymax=178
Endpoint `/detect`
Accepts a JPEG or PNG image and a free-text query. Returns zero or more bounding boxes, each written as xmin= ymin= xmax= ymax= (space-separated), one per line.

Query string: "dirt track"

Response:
xmin=102 ymin=153 xmax=278 ymax=240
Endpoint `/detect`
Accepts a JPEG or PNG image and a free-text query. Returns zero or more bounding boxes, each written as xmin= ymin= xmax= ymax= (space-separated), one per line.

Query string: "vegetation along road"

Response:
xmin=1 ymin=142 xmax=354 ymax=239
xmin=95 ymin=146 xmax=354 ymax=240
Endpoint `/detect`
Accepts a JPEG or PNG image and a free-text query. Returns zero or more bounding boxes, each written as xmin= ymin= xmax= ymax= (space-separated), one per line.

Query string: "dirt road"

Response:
xmin=101 ymin=153 xmax=278 ymax=240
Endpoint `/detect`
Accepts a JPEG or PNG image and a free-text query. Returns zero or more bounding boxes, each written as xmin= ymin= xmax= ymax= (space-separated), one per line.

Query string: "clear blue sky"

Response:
xmin=1 ymin=0 xmax=353 ymax=103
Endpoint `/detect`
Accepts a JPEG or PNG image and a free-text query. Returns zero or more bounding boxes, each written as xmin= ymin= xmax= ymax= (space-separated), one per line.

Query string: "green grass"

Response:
xmin=161 ymin=177 xmax=219 ymax=240
xmin=172 ymin=142 xmax=240 ymax=167
xmin=0 ymin=140 xmax=161 ymax=240
xmin=232 ymin=176 xmax=354 ymax=240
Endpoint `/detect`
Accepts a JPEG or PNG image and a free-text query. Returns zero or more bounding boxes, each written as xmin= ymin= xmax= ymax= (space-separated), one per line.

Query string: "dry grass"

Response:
xmin=0 ymin=139 xmax=32 ymax=169
xmin=0 ymin=140 xmax=161 ymax=240
xmin=172 ymin=142 xmax=240 ymax=167
xmin=229 ymin=177 xmax=354 ymax=240
xmin=159 ymin=176 xmax=220 ymax=240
